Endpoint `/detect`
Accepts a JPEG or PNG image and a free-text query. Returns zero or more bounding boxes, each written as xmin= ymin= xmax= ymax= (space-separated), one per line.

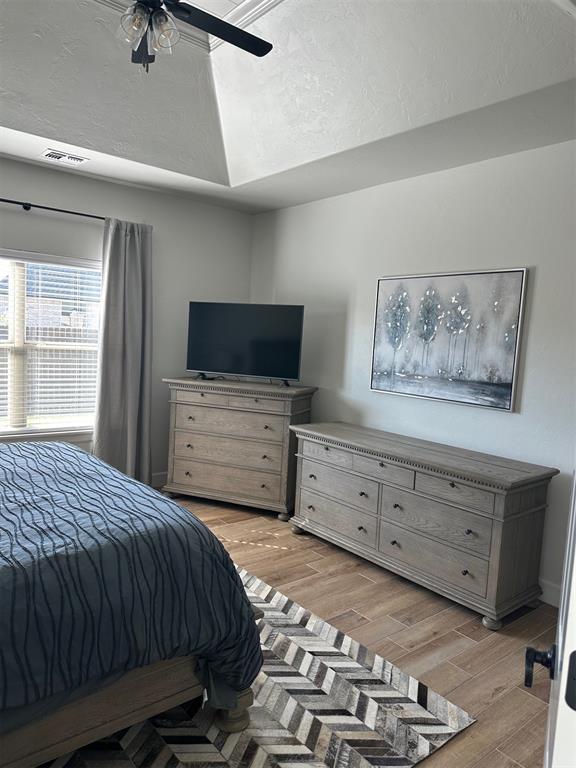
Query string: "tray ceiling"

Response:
xmin=0 ymin=0 xmax=574 ymax=210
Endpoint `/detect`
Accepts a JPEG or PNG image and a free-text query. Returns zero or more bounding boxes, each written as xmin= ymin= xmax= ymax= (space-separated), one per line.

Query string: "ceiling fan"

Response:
xmin=118 ymin=0 xmax=273 ymax=70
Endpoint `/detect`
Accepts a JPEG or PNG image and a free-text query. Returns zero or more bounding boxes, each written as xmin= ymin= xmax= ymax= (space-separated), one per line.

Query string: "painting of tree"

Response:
xmin=415 ymin=287 xmax=443 ymax=370
xmin=371 ymin=269 xmax=526 ymax=410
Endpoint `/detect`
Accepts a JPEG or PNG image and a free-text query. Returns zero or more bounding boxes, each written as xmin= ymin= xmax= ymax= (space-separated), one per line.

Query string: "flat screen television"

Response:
xmin=186 ymin=302 xmax=304 ymax=381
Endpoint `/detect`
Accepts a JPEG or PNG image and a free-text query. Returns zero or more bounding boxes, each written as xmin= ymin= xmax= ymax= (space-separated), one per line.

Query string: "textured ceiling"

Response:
xmin=0 ymin=0 xmax=574 ymax=209
xmin=192 ymin=0 xmax=243 ymax=17
xmin=213 ymin=0 xmax=576 ymax=185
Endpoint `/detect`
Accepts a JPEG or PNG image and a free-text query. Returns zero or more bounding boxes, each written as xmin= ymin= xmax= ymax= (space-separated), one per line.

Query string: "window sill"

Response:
xmin=0 ymin=428 xmax=94 ymax=443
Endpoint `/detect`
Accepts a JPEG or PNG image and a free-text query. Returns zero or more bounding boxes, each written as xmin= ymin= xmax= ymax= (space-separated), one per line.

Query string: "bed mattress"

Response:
xmin=0 ymin=441 xmax=262 ymax=730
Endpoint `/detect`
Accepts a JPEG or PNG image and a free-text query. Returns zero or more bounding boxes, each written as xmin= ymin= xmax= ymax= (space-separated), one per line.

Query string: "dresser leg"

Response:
xmin=291 ymin=524 xmax=307 ymax=535
xmin=277 ymin=511 xmax=291 ymax=522
xmin=482 ymin=615 xmax=503 ymax=631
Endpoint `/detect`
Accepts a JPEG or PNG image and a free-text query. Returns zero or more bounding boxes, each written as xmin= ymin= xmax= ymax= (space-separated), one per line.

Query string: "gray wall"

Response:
xmin=250 ymin=141 xmax=576 ymax=604
xmin=2 ymin=142 xmax=574 ymax=604
xmin=0 ymin=158 xmax=253 ymax=482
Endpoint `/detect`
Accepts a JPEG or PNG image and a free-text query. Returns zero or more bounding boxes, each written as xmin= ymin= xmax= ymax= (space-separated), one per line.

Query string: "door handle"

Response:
xmin=566 ymin=651 xmax=576 ymax=711
xmin=525 ymin=644 xmax=556 ymax=688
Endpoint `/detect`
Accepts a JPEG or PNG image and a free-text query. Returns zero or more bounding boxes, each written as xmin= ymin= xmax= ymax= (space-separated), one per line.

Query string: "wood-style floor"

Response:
xmin=182 ymin=498 xmax=556 ymax=768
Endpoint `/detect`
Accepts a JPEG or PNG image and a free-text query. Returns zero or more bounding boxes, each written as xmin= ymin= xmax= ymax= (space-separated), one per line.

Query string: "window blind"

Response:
xmin=0 ymin=256 xmax=102 ymax=433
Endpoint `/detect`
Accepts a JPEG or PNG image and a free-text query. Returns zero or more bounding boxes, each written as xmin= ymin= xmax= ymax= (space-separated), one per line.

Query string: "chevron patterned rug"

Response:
xmin=50 ymin=568 xmax=474 ymax=768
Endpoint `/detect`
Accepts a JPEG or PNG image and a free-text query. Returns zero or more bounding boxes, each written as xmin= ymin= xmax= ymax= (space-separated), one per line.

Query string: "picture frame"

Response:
xmin=370 ymin=268 xmax=527 ymax=411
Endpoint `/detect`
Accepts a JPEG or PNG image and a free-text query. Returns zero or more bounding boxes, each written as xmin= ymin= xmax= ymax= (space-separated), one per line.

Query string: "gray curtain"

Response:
xmin=93 ymin=218 xmax=153 ymax=484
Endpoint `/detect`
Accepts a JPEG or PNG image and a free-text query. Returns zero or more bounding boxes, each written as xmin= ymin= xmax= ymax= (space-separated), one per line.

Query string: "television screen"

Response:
xmin=186 ymin=302 xmax=304 ymax=381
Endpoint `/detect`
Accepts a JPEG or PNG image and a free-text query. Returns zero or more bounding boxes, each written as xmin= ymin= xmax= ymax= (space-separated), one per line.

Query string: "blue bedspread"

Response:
xmin=0 ymin=441 xmax=262 ymax=725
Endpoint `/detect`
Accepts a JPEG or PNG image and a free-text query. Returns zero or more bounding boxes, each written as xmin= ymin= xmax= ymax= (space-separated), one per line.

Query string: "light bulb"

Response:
xmin=118 ymin=3 xmax=150 ymax=49
xmin=149 ymin=9 xmax=180 ymax=53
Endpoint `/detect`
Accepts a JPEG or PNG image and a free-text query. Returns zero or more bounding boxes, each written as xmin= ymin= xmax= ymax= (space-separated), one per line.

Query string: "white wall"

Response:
xmin=0 ymin=158 xmax=253 ymax=482
xmin=250 ymin=141 xmax=576 ymax=603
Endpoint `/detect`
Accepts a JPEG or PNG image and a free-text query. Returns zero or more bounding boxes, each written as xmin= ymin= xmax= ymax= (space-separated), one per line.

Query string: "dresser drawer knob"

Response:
xmin=200 ymin=393 xmax=205 ymax=397
xmin=186 ymin=443 xmax=193 ymax=449
xmin=358 ymin=525 xmax=367 ymax=532
xmin=393 ymin=503 xmax=402 ymax=509
xmin=465 ymin=528 xmax=473 ymax=536
xmin=262 ymin=454 xmax=268 ymax=460
xmin=254 ymin=398 xmax=260 ymax=403
xmin=461 ymin=569 xmax=470 ymax=576
xmin=264 ymin=424 xmax=270 ymax=430
xmin=184 ymin=471 xmax=191 ymax=477
xmin=390 ymin=539 xmax=399 ymax=546
xmin=309 ymin=474 xmax=317 ymax=480
xmin=359 ymin=491 xmax=368 ymax=497
xmin=324 ymin=446 xmax=330 ymax=451
xmin=449 ymin=481 xmax=456 ymax=488
xmin=187 ymin=415 xmax=195 ymax=421
xmin=307 ymin=505 xmax=315 ymax=511
xmin=261 ymin=483 xmax=267 ymax=488
xmin=379 ymin=462 xmax=386 ymax=468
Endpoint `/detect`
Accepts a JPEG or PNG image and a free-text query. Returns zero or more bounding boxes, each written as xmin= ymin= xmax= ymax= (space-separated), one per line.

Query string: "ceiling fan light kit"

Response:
xmin=118 ymin=3 xmax=149 ymax=48
xmin=117 ymin=0 xmax=273 ymax=71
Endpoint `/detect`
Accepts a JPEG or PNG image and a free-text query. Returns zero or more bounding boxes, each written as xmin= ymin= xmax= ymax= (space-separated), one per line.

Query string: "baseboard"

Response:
xmin=540 ymin=578 xmax=561 ymax=607
xmin=152 ymin=471 xmax=167 ymax=489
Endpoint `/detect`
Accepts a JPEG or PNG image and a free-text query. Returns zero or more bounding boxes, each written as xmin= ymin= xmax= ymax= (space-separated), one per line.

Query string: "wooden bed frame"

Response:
xmin=1 ymin=656 xmax=254 ymax=768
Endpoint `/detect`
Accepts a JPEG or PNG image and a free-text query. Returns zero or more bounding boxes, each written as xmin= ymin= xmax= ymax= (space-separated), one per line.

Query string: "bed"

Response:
xmin=0 ymin=441 xmax=263 ymax=768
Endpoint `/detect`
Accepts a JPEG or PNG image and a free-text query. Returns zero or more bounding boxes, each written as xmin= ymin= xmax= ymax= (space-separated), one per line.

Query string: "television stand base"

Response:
xmin=194 ymin=372 xmax=217 ymax=381
xmin=162 ymin=378 xmax=317 ymax=520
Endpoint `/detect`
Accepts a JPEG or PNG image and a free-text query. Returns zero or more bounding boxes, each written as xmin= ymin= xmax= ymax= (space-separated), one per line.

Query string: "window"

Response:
xmin=0 ymin=254 xmax=102 ymax=433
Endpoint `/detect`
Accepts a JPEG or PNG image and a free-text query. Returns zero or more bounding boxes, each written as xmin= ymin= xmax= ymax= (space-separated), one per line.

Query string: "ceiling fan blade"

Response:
xmin=164 ymin=1 xmax=273 ymax=57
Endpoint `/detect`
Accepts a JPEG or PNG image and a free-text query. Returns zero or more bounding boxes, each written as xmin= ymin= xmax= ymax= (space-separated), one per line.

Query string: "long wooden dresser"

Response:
xmin=290 ymin=422 xmax=558 ymax=629
xmin=163 ymin=378 xmax=316 ymax=520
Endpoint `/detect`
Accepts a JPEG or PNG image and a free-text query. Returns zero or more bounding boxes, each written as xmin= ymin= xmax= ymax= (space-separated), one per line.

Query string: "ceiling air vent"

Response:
xmin=41 ymin=149 xmax=89 ymax=167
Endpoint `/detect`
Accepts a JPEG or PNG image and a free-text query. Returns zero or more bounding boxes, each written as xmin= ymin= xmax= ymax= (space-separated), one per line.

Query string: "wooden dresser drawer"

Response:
xmin=175 ymin=404 xmax=286 ymax=442
xmin=352 ymin=454 xmax=414 ymax=488
xmin=176 ymin=390 xmax=229 ymax=406
xmin=174 ymin=432 xmax=283 ymax=473
xmin=301 ymin=459 xmax=378 ymax=514
xmin=173 ymin=459 xmax=281 ymax=501
xmin=299 ymin=490 xmax=377 ymax=548
xmin=380 ymin=487 xmax=492 ymax=557
xmin=378 ymin=521 xmax=488 ymax=597
xmin=415 ymin=473 xmax=495 ymax=514
xmin=302 ymin=440 xmax=353 ymax=469
xmin=228 ymin=395 xmax=286 ymax=413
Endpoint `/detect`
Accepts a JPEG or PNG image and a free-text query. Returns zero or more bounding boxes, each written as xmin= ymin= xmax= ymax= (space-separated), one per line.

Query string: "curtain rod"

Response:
xmin=0 ymin=197 xmax=106 ymax=222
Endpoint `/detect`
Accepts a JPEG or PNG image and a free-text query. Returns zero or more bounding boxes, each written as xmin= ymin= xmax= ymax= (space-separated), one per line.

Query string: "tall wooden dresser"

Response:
xmin=163 ymin=378 xmax=316 ymax=520
xmin=291 ymin=422 xmax=558 ymax=629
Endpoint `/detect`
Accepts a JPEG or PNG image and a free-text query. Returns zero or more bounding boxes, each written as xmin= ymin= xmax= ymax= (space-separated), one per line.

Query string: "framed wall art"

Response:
xmin=370 ymin=268 xmax=527 ymax=410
